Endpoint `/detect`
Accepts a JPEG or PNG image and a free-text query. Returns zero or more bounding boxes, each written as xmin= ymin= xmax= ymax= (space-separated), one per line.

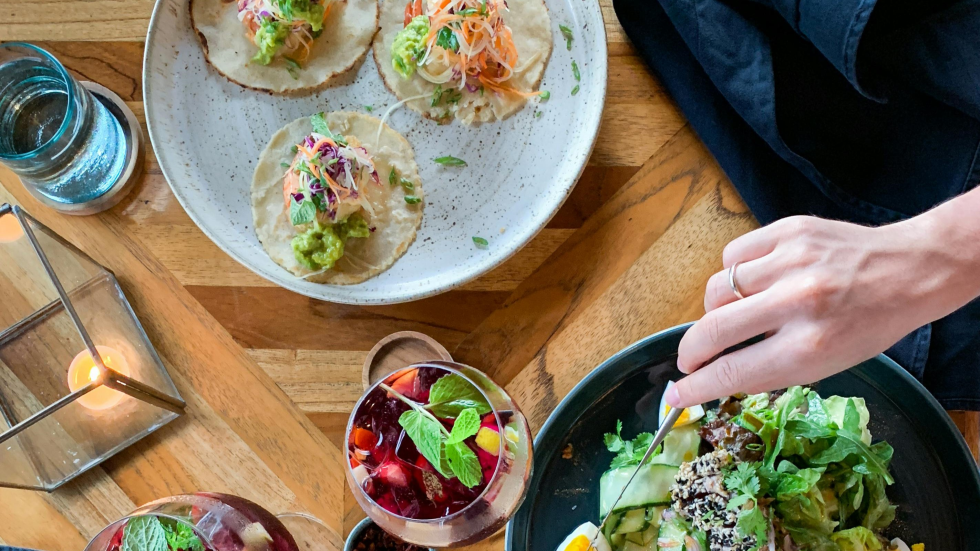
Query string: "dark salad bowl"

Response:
xmin=505 ymin=323 xmax=980 ymax=551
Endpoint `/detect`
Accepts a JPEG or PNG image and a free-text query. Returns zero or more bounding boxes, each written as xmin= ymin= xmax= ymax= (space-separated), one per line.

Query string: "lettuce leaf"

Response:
xmin=825 ymin=396 xmax=873 ymax=445
xmin=830 ymin=526 xmax=883 ymax=551
xmin=784 ymin=526 xmax=840 ymax=551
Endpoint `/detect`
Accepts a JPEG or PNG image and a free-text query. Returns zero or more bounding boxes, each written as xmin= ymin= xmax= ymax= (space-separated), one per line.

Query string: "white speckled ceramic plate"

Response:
xmin=143 ymin=0 xmax=606 ymax=304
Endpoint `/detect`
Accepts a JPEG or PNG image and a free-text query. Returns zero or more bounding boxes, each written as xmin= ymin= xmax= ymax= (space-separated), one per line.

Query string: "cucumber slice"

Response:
xmin=610 ymin=533 xmax=626 ymax=550
xmin=651 ymin=424 xmax=702 ymax=466
xmin=614 ymin=508 xmax=649 ymax=534
xmin=603 ymin=512 xmax=622 ymax=543
xmin=639 ymin=522 xmax=658 ymax=546
xmin=657 ymin=514 xmax=689 ymax=549
xmin=625 ymin=531 xmax=645 ymax=545
xmin=642 ymin=506 xmax=666 ymax=542
xmin=621 ymin=537 xmax=657 ymax=551
xmin=599 ymin=464 xmax=679 ymax=516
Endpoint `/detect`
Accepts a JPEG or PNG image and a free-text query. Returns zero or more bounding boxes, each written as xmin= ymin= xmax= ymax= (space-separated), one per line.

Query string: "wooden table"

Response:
xmin=0 ymin=3 xmax=977 ymax=550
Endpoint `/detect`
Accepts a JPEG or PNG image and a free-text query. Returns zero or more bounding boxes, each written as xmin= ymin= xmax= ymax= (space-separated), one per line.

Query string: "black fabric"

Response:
xmin=612 ymin=0 xmax=980 ymax=409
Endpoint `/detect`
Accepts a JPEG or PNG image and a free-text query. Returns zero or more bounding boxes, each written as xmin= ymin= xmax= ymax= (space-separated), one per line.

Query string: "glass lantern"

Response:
xmin=0 ymin=203 xmax=184 ymax=491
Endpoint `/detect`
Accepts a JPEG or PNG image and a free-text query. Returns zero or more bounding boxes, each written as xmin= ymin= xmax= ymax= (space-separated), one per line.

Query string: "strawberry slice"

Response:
xmin=378 ymin=461 xmax=409 ymax=487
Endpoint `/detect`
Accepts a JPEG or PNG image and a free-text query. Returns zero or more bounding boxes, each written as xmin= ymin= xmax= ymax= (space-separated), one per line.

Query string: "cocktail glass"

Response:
xmin=345 ymin=362 xmax=533 ymax=548
xmin=84 ymin=493 xmax=335 ymax=551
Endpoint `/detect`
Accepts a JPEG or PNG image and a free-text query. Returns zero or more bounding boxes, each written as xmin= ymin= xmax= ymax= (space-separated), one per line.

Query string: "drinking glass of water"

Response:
xmin=0 ymin=43 xmax=141 ymax=214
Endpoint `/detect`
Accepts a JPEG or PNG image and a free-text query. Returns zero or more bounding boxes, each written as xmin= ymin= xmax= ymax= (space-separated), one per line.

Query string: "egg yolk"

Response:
xmin=663 ymin=404 xmax=690 ymax=426
xmin=565 ymin=535 xmax=596 ymax=551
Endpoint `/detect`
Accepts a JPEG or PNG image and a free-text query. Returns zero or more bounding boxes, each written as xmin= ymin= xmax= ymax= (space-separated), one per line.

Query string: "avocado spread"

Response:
xmin=252 ymin=18 xmax=290 ymax=65
xmin=392 ymin=15 xmax=430 ymax=78
xmin=291 ymin=215 xmax=371 ymax=270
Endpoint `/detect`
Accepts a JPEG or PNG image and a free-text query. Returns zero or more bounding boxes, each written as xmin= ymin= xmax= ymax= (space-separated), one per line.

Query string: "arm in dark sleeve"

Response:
xmin=758 ymin=0 xmax=980 ymax=120
xmin=862 ymin=0 xmax=980 ymax=122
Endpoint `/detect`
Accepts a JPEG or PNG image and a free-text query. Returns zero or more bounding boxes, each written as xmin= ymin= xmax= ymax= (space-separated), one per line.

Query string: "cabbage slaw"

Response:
xmin=283 ymin=115 xmax=381 ymax=225
xmin=401 ymin=0 xmax=545 ymax=97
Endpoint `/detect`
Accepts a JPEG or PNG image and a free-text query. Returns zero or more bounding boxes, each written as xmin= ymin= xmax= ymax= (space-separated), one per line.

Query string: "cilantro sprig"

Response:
xmin=436 ymin=26 xmax=460 ymax=53
xmin=603 ymin=420 xmax=657 ymax=469
xmin=382 ymin=375 xmax=491 ymax=488
xmin=724 ymin=462 xmax=771 ymax=551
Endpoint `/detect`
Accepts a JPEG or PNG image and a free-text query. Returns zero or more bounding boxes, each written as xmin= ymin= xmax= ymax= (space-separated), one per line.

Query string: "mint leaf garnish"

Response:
xmin=283 ymin=57 xmax=301 ymax=80
xmin=448 ymin=408 xmax=481 ymax=444
xmin=384 ymin=379 xmax=490 ymax=489
xmin=433 ymin=156 xmax=467 ymax=166
xmin=559 ymin=24 xmax=573 ymax=50
xmin=398 ymin=409 xmax=453 ymax=478
xmin=427 ymin=374 xmax=492 ymax=418
xmin=122 ymin=517 xmax=168 ymax=551
xmin=309 ymin=112 xmax=347 ymax=145
xmin=290 ymin=197 xmax=316 ymax=226
xmin=310 ymin=112 xmax=331 ymax=136
xmin=446 ymin=441 xmax=482 ymax=488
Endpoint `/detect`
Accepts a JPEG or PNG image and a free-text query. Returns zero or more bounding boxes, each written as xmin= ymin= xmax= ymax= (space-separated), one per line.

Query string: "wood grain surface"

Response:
xmin=0 ymin=2 xmax=977 ymax=550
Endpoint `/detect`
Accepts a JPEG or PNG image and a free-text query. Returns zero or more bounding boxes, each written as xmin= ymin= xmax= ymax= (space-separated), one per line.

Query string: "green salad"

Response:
xmin=595 ymin=386 xmax=923 ymax=551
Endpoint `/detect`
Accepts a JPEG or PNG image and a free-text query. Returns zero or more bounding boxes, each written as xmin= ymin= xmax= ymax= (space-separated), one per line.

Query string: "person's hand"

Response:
xmin=666 ymin=214 xmax=978 ymax=408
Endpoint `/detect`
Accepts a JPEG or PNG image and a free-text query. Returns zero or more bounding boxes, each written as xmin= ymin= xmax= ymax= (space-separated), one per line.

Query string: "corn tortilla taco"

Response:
xmin=251 ymin=112 xmax=423 ymax=284
xmin=372 ymin=0 xmax=552 ymax=124
xmin=191 ymin=0 xmax=378 ymax=93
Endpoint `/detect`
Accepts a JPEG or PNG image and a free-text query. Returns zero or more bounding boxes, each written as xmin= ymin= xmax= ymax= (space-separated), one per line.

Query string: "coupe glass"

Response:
xmin=84 ymin=494 xmax=335 ymax=551
xmin=345 ymin=362 xmax=533 ymax=548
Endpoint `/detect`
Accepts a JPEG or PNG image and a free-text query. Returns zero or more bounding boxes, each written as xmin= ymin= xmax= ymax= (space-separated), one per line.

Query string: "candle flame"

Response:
xmin=0 ymin=215 xmax=23 ymax=243
xmin=68 ymin=346 xmax=131 ymax=410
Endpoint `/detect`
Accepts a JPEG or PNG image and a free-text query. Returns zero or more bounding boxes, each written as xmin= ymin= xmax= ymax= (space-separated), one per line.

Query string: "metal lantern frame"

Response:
xmin=0 ymin=203 xmax=185 ymax=490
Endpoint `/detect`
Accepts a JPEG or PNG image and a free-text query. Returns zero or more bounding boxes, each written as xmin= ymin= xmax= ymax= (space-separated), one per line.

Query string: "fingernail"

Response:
xmin=676 ymin=357 xmax=687 ymax=374
xmin=665 ymin=384 xmax=682 ymax=408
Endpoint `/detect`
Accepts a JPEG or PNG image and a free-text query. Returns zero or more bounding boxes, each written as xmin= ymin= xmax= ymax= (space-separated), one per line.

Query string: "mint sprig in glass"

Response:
xmin=84 ymin=493 xmax=336 ymax=551
xmin=346 ymin=362 xmax=533 ymax=548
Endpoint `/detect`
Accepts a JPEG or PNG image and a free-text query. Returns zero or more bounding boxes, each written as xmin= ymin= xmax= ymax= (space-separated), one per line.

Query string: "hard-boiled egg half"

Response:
xmin=555 ymin=522 xmax=611 ymax=551
xmin=659 ymin=381 xmax=705 ymax=427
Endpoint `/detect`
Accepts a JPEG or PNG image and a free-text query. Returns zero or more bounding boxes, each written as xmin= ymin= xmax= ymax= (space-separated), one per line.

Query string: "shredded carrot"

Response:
xmin=405 ymin=0 xmax=545 ymax=98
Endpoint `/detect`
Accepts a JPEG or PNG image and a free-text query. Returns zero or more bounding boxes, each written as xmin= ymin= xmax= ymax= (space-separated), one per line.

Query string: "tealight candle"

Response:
xmin=67 ymin=345 xmax=131 ymax=410
xmin=0 ymin=215 xmax=23 ymax=243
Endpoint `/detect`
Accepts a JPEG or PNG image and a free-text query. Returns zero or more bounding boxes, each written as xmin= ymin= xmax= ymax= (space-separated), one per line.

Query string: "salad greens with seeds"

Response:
xmin=594 ymin=386 xmax=920 ymax=551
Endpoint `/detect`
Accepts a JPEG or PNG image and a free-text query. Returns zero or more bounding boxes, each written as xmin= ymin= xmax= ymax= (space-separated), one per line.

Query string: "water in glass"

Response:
xmin=0 ymin=44 xmax=127 ymax=205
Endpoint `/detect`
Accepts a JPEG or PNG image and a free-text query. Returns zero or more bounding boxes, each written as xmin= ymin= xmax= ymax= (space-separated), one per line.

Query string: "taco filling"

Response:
xmin=252 ymin=111 xmax=423 ymax=284
xmin=390 ymin=0 xmax=546 ymax=100
xmin=238 ymin=0 xmax=335 ymax=66
xmin=282 ymin=113 xmax=382 ymax=271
